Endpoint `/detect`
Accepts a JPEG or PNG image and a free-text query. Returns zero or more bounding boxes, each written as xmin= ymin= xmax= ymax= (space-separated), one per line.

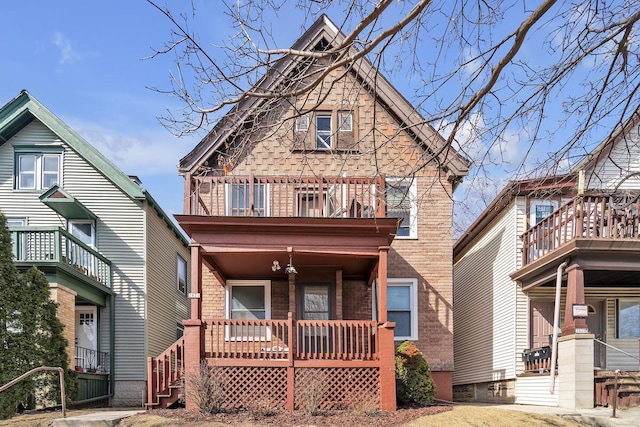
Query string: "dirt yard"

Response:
xmin=0 ymin=405 xmax=591 ymax=427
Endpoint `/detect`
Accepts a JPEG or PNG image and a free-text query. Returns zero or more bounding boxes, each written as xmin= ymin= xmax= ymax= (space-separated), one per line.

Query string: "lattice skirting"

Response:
xmin=209 ymin=365 xmax=380 ymax=411
xmin=214 ymin=366 xmax=288 ymax=410
xmin=294 ymin=367 xmax=380 ymax=410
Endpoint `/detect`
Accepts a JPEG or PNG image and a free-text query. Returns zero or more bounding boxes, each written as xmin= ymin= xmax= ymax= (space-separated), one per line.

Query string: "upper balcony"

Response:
xmin=10 ymin=226 xmax=111 ymax=287
xmin=522 ymin=194 xmax=640 ymax=266
xmin=187 ymin=175 xmax=387 ymax=218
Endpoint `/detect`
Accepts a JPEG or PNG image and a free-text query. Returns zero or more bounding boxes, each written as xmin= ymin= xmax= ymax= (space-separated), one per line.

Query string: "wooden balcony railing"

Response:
xmin=188 ymin=175 xmax=386 ymax=218
xmin=10 ymin=226 xmax=111 ymax=286
xmin=522 ymin=195 xmax=640 ymax=265
xmin=203 ymin=316 xmax=379 ymax=362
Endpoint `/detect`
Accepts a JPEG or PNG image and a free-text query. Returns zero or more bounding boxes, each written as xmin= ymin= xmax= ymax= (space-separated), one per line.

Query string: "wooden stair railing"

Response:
xmin=147 ymin=337 xmax=185 ymax=409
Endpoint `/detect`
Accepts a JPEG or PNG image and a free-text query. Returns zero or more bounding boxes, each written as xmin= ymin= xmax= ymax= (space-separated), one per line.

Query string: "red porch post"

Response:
xmin=377 ymin=245 xmax=395 ymax=411
xmin=184 ymin=243 xmax=204 ymax=410
xmin=562 ymin=263 xmax=588 ymax=335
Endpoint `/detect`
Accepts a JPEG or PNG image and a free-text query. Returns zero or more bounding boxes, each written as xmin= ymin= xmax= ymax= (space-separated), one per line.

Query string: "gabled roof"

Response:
xmin=0 ymin=90 xmax=189 ymax=246
xmin=571 ymin=108 xmax=640 ymax=174
xmin=179 ymin=15 xmax=470 ymax=180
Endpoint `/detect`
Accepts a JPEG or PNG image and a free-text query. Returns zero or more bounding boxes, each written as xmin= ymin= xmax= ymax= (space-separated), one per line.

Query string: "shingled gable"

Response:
xmin=178 ymin=14 xmax=470 ymax=183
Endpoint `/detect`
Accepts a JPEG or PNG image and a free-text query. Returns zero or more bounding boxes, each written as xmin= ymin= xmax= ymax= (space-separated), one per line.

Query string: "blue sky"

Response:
xmin=0 ymin=1 xmax=210 ymax=217
xmin=1 ymin=1 xmax=627 ymax=230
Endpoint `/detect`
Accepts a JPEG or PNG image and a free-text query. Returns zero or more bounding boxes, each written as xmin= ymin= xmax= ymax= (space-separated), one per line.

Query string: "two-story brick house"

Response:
xmin=147 ymin=15 xmax=469 ymax=411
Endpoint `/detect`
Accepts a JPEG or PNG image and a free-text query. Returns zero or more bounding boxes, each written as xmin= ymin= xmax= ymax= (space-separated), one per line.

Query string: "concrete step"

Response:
xmin=53 ymin=410 xmax=144 ymax=427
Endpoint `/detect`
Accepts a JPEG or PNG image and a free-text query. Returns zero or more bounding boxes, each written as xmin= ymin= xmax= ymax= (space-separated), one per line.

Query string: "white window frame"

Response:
xmin=386 ymin=278 xmax=419 ymax=341
xmin=68 ymin=220 xmax=96 ymax=248
xmin=315 ymin=113 xmax=332 ymax=149
xmin=225 ymin=183 xmax=270 ymax=217
xmin=177 ymin=254 xmax=188 ymax=294
xmin=15 ymin=152 xmax=62 ymax=190
xmin=338 ymin=112 xmax=353 ymax=131
xmin=386 ymin=177 xmax=418 ymax=239
xmin=295 ymin=114 xmax=310 ymax=131
xmin=616 ymin=299 xmax=640 ymax=339
xmin=225 ymin=280 xmax=271 ymax=341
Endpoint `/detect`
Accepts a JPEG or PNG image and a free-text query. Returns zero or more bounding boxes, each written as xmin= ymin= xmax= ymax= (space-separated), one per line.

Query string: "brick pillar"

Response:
xmin=563 ymin=264 xmax=588 ymax=335
xmin=558 ymin=333 xmax=594 ymax=409
xmin=49 ymin=284 xmax=77 ymax=368
xmin=378 ymin=322 xmax=396 ymax=412
xmin=288 ymin=273 xmax=296 ymax=318
xmin=182 ymin=319 xmax=204 ymax=410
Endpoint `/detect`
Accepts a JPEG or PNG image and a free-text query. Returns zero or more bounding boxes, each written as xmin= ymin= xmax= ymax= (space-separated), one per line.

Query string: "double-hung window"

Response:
xmin=16 ymin=152 xmax=61 ymax=190
xmin=225 ymin=280 xmax=271 ymax=340
xmin=226 ymin=182 xmax=268 ymax=216
xmin=387 ymin=279 xmax=418 ymax=340
xmin=177 ymin=255 xmax=187 ymax=294
xmin=315 ymin=114 xmax=332 ymax=149
xmin=617 ymin=299 xmax=640 ymax=339
xmin=386 ymin=177 xmax=417 ymax=238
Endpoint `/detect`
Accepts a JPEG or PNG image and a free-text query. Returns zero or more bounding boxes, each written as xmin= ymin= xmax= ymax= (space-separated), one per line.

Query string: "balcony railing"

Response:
xmin=10 ymin=226 xmax=111 ymax=286
xmin=188 ymin=175 xmax=386 ymax=218
xmin=75 ymin=346 xmax=109 ymax=374
xmin=204 ymin=317 xmax=379 ymax=362
xmin=522 ymin=195 xmax=640 ymax=265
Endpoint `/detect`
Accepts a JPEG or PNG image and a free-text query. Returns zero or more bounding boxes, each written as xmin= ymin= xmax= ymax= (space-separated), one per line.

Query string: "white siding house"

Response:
xmin=454 ymin=110 xmax=640 ymax=408
xmin=0 ymin=90 xmax=190 ymax=406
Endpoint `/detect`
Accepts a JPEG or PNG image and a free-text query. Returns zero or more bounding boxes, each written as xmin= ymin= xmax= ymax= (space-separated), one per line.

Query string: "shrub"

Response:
xmin=394 ymin=341 xmax=436 ymax=406
xmin=300 ymin=373 xmax=324 ymax=416
xmin=185 ymin=362 xmax=226 ymax=414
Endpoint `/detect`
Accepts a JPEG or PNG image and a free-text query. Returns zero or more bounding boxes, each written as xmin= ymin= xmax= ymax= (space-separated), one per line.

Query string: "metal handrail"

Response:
xmin=594 ymin=338 xmax=640 ymax=363
xmin=0 ymin=366 xmax=66 ymax=418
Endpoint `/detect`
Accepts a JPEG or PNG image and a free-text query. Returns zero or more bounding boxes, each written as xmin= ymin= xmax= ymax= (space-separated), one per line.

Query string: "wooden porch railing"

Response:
xmin=203 ymin=317 xmax=380 ymax=362
xmin=188 ymin=174 xmax=386 ymax=218
xmin=10 ymin=226 xmax=111 ymax=286
xmin=147 ymin=337 xmax=185 ymax=407
xmin=522 ymin=195 xmax=640 ymax=265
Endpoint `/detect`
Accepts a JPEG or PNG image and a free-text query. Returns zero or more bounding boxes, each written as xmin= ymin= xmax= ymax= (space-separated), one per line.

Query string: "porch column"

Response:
xmin=378 ymin=322 xmax=396 ymax=411
xmin=184 ymin=243 xmax=204 ymax=411
xmin=562 ymin=264 xmax=588 ymax=335
xmin=288 ymin=272 xmax=296 ymax=318
xmin=190 ymin=243 xmax=202 ymax=320
xmin=377 ymin=246 xmax=389 ymax=322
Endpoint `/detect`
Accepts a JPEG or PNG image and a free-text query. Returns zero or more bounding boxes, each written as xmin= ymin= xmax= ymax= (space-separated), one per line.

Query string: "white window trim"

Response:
xmin=386 ymin=177 xmax=418 ymax=239
xmin=529 ymin=199 xmax=559 ymax=226
xmin=338 ymin=112 xmax=353 ymax=131
xmin=372 ymin=278 xmax=418 ymax=341
xmin=225 ymin=183 xmax=270 ymax=217
xmin=295 ymin=114 xmax=310 ymax=131
xmin=225 ymin=280 xmax=271 ymax=341
xmin=177 ymin=254 xmax=188 ymax=294
xmin=15 ymin=152 xmax=62 ymax=190
xmin=315 ymin=113 xmax=333 ymax=149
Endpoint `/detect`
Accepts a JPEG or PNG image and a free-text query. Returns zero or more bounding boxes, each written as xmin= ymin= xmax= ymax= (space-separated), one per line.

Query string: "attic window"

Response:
xmin=315 ymin=114 xmax=332 ymax=149
xmin=338 ymin=112 xmax=353 ymax=131
xmin=295 ymin=114 xmax=309 ymax=132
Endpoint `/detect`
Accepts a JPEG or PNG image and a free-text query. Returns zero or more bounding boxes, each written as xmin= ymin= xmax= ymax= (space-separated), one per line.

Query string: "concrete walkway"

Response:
xmin=460 ymin=402 xmax=640 ymax=427
xmin=52 ymin=410 xmax=145 ymax=427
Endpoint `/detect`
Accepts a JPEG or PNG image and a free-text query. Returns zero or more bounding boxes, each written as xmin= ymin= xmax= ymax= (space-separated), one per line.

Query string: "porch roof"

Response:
xmin=175 ymin=215 xmax=399 ymax=279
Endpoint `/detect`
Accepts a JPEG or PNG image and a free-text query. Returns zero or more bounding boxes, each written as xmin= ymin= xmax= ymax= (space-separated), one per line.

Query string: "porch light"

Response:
xmin=285 ymin=255 xmax=298 ymax=275
xmin=271 ymin=260 xmax=281 ymax=272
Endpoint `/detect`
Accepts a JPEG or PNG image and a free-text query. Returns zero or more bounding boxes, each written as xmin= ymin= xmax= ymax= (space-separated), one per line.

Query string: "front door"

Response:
xmin=300 ymin=283 xmax=332 ymax=354
xmin=75 ymin=306 xmax=98 ymax=370
xmin=531 ymin=301 xmax=554 ymax=348
xmin=587 ymin=301 xmax=605 ymax=368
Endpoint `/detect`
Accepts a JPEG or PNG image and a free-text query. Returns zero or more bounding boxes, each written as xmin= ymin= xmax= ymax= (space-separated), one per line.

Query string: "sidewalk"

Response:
xmin=458 ymin=402 xmax=640 ymax=427
xmin=53 ymin=409 xmax=144 ymax=427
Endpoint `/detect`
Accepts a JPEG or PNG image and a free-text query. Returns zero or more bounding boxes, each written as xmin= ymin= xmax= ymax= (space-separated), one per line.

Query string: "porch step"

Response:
xmin=53 ymin=410 xmax=144 ymax=427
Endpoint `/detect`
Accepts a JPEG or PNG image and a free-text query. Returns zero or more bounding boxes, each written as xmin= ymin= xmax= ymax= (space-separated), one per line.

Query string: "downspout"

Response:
xmin=109 ymin=292 xmax=115 ymax=400
xmin=550 ymin=260 xmax=568 ymax=393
